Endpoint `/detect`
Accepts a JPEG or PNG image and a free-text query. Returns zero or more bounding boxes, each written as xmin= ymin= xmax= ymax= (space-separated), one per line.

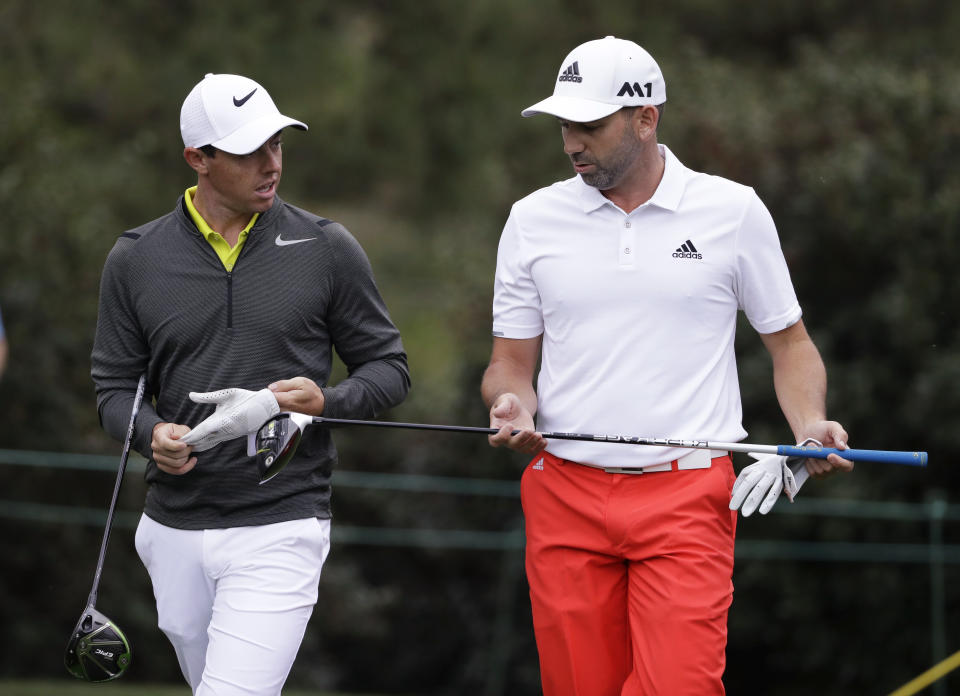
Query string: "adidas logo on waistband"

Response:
xmin=672 ymin=240 xmax=702 ymax=260
xmin=558 ymin=61 xmax=582 ymax=83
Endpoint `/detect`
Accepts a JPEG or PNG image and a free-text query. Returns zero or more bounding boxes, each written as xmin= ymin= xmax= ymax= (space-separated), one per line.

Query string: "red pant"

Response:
xmin=521 ymin=451 xmax=737 ymax=696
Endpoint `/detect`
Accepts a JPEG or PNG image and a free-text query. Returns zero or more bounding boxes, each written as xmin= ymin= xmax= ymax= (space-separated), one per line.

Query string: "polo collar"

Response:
xmin=183 ymin=186 xmax=260 ymax=241
xmin=576 ymin=144 xmax=687 ymax=214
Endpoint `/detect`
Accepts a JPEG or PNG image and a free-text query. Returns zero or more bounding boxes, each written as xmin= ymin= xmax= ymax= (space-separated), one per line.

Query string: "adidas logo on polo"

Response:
xmin=558 ymin=61 xmax=582 ymax=83
xmin=672 ymin=240 xmax=702 ymax=259
xmin=532 ymin=458 xmax=545 ymax=470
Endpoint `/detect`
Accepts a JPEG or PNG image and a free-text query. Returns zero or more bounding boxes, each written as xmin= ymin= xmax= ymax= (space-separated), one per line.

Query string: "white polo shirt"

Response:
xmin=492 ymin=144 xmax=801 ymax=468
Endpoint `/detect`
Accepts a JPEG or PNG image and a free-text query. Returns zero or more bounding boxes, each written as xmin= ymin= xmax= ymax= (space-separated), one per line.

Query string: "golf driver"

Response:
xmin=248 ymin=411 xmax=314 ymax=484
xmin=65 ymin=374 xmax=145 ymax=681
xmin=250 ymin=413 xmax=928 ymax=484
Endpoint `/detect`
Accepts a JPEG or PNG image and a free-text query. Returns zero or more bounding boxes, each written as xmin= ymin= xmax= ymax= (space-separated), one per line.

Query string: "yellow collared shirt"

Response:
xmin=184 ymin=186 xmax=259 ymax=272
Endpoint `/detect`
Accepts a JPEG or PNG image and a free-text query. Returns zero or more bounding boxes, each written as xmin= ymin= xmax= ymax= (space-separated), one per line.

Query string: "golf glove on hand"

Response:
xmin=180 ymin=388 xmax=280 ymax=452
xmin=729 ymin=453 xmax=808 ymax=516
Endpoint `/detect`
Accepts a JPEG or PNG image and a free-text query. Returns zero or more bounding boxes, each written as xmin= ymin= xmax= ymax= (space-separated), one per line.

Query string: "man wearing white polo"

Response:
xmin=482 ymin=36 xmax=852 ymax=695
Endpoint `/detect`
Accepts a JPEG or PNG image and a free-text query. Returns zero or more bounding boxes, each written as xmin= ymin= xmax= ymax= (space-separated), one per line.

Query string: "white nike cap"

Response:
xmin=180 ymin=73 xmax=307 ymax=155
xmin=522 ymin=36 xmax=666 ymax=122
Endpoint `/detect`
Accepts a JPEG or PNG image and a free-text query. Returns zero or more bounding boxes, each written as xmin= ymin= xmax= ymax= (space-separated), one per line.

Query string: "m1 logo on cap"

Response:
xmin=617 ymin=81 xmax=653 ymax=98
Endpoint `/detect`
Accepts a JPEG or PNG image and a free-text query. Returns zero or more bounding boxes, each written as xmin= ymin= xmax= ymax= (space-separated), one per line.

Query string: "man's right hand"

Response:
xmin=152 ymin=422 xmax=197 ymax=475
xmin=488 ymin=393 xmax=547 ymax=454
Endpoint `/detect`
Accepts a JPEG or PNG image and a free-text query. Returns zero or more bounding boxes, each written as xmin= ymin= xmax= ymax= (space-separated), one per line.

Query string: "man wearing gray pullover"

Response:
xmin=91 ymin=73 xmax=409 ymax=695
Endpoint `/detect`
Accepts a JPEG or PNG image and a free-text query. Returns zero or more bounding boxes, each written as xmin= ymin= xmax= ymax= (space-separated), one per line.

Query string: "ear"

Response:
xmin=183 ymin=147 xmax=208 ymax=174
xmin=630 ymin=106 xmax=659 ymax=141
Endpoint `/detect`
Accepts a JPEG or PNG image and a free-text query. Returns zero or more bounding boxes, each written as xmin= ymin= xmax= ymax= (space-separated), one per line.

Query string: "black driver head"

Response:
xmin=253 ymin=412 xmax=306 ymax=484
xmin=64 ymin=605 xmax=132 ymax=682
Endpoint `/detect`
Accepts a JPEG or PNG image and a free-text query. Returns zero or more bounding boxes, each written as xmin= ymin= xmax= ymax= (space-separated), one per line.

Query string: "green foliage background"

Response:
xmin=1 ymin=0 xmax=958 ymax=693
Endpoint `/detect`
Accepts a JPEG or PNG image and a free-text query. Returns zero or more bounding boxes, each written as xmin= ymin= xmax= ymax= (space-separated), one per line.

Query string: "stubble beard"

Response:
xmin=578 ymin=128 xmax=645 ymax=190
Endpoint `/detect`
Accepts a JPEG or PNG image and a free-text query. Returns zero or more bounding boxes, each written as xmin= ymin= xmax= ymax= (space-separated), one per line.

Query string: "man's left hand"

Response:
xmin=798 ymin=420 xmax=854 ymax=477
xmin=268 ymin=376 xmax=326 ymax=415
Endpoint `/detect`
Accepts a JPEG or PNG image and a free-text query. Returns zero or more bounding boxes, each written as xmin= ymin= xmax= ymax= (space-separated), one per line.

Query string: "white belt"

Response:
xmin=599 ymin=449 xmax=728 ymax=475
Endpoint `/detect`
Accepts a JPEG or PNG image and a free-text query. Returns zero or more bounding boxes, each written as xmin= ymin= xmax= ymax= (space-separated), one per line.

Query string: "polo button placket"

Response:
xmin=619 ymin=217 xmax=635 ymax=268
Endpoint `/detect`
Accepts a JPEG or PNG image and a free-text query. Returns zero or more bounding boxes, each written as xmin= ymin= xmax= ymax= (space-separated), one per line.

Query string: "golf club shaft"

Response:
xmin=88 ymin=375 xmax=146 ymax=606
xmin=311 ymin=416 xmax=927 ymax=466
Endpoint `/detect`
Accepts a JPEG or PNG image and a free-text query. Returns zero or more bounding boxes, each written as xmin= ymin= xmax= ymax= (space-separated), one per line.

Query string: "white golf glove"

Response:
xmin=729 ymin=453 xmax=809 ymax=516
xmin=180 ymin=388 xmax=280 ymax=452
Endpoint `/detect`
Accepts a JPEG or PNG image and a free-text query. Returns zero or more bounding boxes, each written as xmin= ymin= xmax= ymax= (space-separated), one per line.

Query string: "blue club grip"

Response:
xmin=776 ymin=445 xmax=927 ymax=467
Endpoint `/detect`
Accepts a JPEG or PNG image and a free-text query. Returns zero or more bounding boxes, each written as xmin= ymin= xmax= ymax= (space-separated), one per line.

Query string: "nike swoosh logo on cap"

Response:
xmin=233 ymin=88 xmax=257 ymax=107
xmin=275 ymin=234 xmax=316 ymax=247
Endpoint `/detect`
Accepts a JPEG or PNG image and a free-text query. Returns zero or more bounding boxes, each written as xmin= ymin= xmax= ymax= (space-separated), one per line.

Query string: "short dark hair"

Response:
xmin=621 ymin=103 xmax=665 ymax=129
xmin=199 ymin=144 xmax=217 ymax=157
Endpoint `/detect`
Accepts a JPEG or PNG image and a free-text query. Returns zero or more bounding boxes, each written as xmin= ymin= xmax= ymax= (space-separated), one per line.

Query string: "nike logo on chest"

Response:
xmin=275 ymin=234 xmax=316 ymax=247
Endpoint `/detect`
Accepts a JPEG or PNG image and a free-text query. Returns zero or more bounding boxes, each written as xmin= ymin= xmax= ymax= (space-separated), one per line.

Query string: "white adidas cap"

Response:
xmin=522 ymin=36 xmax=666 ymax=122
xmin=180 ymin=73 xmax=307 ymax=155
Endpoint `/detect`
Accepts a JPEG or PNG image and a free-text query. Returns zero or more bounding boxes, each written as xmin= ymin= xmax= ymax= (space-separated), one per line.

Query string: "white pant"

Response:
xmin=135 ymin=514 xmax=331 ymax=695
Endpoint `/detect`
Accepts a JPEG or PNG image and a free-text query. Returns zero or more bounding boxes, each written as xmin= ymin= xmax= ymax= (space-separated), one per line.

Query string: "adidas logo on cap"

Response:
xmin=558 ymin=61 xmax=582 ymax=83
